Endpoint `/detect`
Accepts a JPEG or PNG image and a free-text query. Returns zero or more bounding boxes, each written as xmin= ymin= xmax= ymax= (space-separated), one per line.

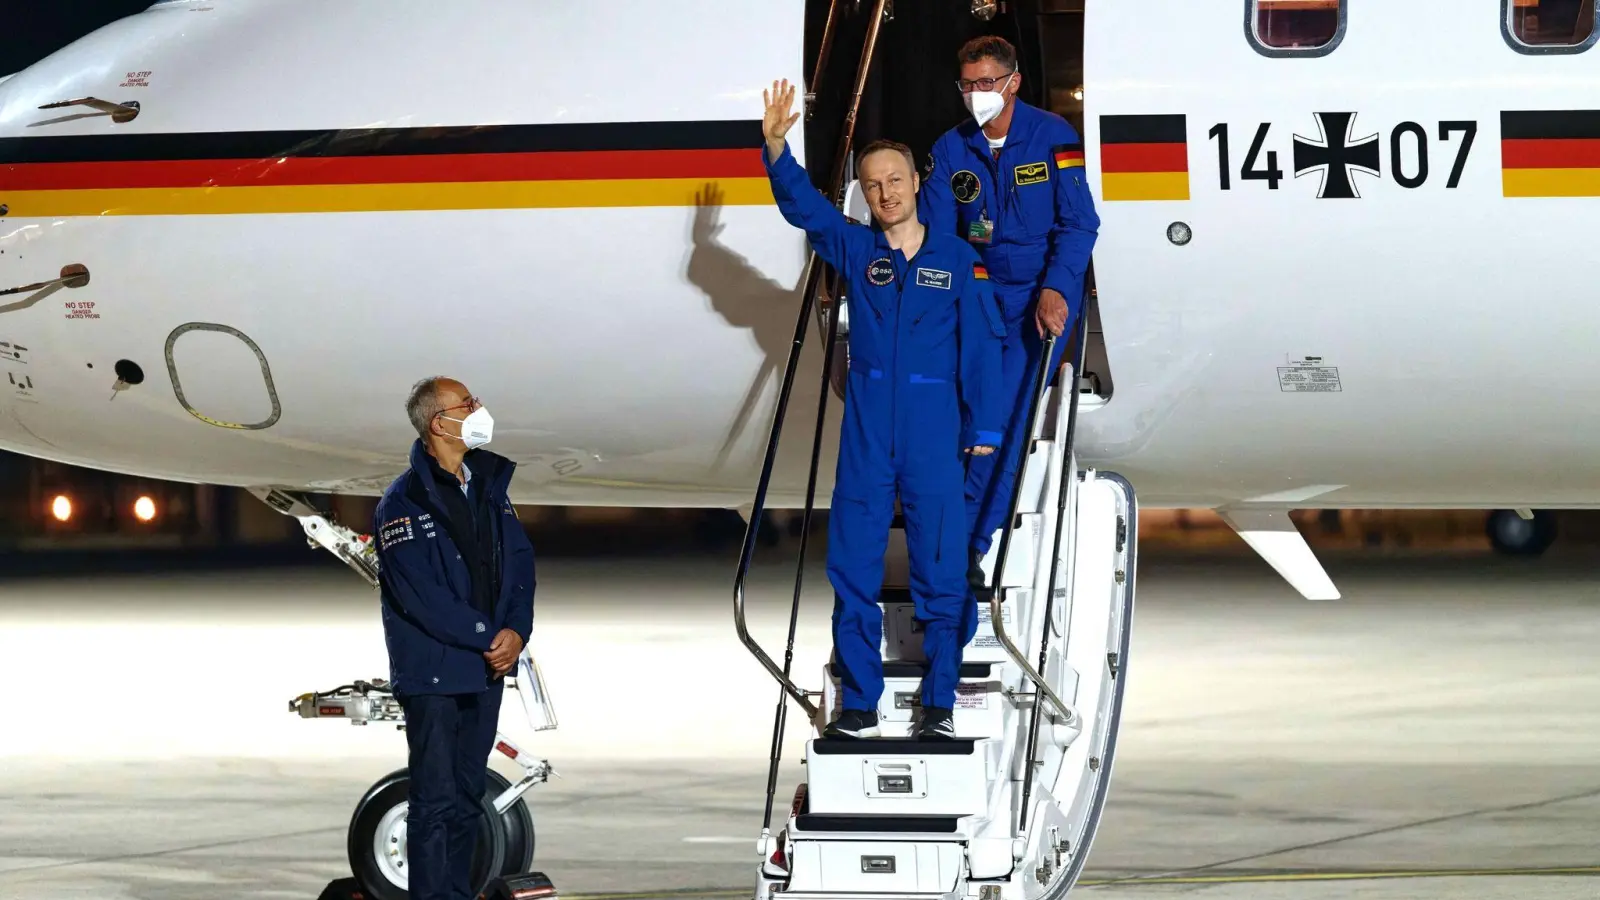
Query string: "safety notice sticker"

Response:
xmin=1277 ymin=355 xmax=1341 ymax=393
xmin=955 ymin=683 xmax=989 ymax=710
xmin=973 ymin=604 xmax=1012 ymax=649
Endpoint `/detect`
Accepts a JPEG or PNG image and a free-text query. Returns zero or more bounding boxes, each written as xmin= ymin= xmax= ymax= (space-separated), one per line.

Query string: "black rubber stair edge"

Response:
xmin=794 ymin=814 xmax=961 ymax=833
xmin=828 ymin=660 xmax=993 ymax=679
xmin=811 ymin=737 xmax=977 ymax=755
xmin=879 ymin=586 xmax=1001 ymax=605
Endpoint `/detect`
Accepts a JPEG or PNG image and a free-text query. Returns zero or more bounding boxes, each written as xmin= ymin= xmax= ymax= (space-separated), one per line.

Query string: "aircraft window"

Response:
xmin=1504 ymin=0 xmax=1599 ymax=52
xmin=1247 ymin=0 xmax=1345 ymax=57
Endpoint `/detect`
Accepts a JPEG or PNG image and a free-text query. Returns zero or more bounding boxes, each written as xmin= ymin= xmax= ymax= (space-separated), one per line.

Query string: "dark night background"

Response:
xmin=2 ymin=1 xmax=154 ymax=75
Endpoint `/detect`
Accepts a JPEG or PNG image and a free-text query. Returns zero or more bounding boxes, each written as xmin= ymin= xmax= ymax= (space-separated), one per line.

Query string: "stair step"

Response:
xmin=804 ymin=738 xmax=993 ymax=817
xmin=793 ymin=814 xmax=962 ymax=834
xmin=828 ymin=659 xmax=992 ymax=680
xmin=811 ymin=737 xmax=977 ymax=755
xmin=780 ymin=838 xmax=965 ymax=897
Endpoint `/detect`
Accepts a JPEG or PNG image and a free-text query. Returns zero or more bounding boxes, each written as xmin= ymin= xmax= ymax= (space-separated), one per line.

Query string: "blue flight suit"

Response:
xmin=763 ymin=139 xmax=1006 ymax=712
xmin=922 ymin=99 xmax=1100 ymax=559
xmin=374 ymin=439 xmax=535 ymax=900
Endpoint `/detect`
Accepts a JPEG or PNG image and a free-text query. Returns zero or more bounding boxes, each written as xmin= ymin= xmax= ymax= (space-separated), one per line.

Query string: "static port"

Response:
xmin=114 ymin=359 xmax=145 ymax=386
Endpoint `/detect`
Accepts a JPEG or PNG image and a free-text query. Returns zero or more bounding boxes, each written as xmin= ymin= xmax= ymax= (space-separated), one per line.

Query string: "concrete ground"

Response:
xmin=1 ymin=546 xmax=1597 ymax=899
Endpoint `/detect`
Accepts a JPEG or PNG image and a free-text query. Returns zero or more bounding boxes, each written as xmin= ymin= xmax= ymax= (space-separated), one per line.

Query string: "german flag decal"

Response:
xmin=1501 ymin=110 xmax=1600 ymax=197
xmin=1099 ymin=114 xmax=1189 ymax=201
xmin=1053 ymin=142 xmax=1085 ymax=170
xmin=972 ymin=262 xmax=989 ymax=281
xmin=0 ymin=119 xmax=773 ymax=217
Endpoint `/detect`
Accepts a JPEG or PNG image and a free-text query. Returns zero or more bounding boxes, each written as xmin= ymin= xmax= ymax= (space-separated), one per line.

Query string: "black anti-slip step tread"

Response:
xmin=828 ymin=660 xmax=993 ymax=679
xmin=877 ymin=586 xmax=1001 ymax=605
xmin=794 ymin=813 xmax=961 ymax=833
xmin=811 ymin=737 xmax=978 ymax=755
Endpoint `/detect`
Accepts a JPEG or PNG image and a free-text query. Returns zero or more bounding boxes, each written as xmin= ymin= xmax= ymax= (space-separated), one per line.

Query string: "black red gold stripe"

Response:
xmin=1053 ymin=142 xmax=1085 ymax=169
xmin=1501 ymin=110 xmax=1600 ymax=197
xmin=1098 ymin=114 xmax=1189 ymax=201
xmin=973 ymin=262 xmax=989 ymax=280
xmin=0 ymin=119 xmax=772 ymax=215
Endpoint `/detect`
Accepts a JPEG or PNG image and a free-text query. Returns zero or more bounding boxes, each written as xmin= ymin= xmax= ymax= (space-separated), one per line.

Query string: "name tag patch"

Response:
xmin=1014 ymin=161 xmax=1049 ymax=186
xmin=915 ymin=268 xmax=952 ymax=289
xmin=867 ymin=257 xmax=895 ymax=286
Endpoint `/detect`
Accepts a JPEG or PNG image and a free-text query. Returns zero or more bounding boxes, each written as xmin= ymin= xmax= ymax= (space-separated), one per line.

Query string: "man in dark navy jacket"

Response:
xmin=373 ymin=375 xmax=535 ymax=900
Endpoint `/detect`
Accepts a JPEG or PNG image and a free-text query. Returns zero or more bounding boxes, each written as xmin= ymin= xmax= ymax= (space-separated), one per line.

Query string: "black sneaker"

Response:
xmin=967 ymin=549 xmax=986 ymax=591
xmin=918 ymin=706 xmax=956 ymax=740
xmin=824 ymin=708 xmax=881 ymax=739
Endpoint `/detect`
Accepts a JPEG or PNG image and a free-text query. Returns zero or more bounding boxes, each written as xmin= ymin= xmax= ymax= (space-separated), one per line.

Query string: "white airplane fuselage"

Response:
xmin=1 ymin=0 xmax=1596 ymax=515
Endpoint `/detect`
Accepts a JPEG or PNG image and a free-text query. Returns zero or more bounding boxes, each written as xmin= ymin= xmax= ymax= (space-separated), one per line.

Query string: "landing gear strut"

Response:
xmin=290 ymin=675 xmax=559 ymax=900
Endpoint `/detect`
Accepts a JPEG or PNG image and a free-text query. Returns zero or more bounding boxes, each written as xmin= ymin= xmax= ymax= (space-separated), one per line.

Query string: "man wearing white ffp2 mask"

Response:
xmin=370 ymin=375 xmax=536 ymax=900
xmin=919 ymin=34 xmax=1100 ymax=597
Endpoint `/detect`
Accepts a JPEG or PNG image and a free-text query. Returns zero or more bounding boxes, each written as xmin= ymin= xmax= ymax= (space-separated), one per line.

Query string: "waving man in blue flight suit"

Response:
xmin=760 ymin=79 xmax=1005 ymax=740
xmin=921 ymin=36 xmax=1100 ymax=587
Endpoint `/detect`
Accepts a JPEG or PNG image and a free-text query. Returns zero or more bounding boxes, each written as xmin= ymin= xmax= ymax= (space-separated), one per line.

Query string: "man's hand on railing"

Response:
xmin=763 ymin=79 xmax=801 ymax=162
xmin=967 ymin=445 xmax=996 ymax=456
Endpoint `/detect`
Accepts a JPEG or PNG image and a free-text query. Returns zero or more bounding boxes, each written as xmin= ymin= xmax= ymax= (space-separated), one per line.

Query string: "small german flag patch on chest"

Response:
xmin=973 ymin=262 xmax=989 ymax=280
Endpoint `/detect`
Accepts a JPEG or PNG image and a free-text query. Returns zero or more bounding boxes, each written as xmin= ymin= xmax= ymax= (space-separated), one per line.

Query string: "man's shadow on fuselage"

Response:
xmin=685 ymin=183 xmax=840 ymax=481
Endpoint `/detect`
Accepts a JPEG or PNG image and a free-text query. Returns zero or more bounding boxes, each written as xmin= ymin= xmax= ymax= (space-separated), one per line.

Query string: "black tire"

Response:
xmin=1486 ymin=509 xmax=1557 ymax=556
xmin=346 ymin=767 xmax=507 ymax=900
xmin=484 ymin=768 xmax=536 ymax=875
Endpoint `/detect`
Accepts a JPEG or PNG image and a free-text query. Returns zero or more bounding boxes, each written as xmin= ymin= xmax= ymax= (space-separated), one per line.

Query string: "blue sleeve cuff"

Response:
xmin=973 ymin=430 xmax=1003 ymax=447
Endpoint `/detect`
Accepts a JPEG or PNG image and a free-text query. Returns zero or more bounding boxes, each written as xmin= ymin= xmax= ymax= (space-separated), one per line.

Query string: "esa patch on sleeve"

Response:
xmin=379 ymin=516 xmax=415 ymax=550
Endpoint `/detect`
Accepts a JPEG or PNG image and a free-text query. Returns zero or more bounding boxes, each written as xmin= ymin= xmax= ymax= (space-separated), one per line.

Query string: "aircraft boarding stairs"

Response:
xmin=737 ymin=347 xmax=1138 ymax=900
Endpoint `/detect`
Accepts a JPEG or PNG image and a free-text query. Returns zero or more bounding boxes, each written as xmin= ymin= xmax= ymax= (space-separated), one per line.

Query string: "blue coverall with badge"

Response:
xmin=922 ymin=98 xmax=1100 ymax=560
xmin=373 ymin=439 xmax=535 ymax=900
xmin=763 ymin=139 xmax=1006 ymax=714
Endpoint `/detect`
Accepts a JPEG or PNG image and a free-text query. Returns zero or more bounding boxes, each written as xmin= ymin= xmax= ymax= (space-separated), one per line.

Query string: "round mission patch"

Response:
xmin=867 ymin=257 xmax=894 ymax=286
xmin=951 ymin=170 xmax=980 ymax=204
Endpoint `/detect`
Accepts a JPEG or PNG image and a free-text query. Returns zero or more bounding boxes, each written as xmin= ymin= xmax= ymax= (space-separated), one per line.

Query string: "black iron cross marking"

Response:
xmin=1292 ymin=112 xmax=1381 ymax=199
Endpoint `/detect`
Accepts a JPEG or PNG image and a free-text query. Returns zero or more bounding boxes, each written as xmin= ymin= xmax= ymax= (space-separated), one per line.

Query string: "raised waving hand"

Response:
xmin=763 ymin=79 xmax=801 ymax=162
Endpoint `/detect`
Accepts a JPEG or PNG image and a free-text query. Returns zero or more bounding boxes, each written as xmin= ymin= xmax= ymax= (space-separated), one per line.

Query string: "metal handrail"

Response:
xmin=982 ymin=304 xmax=1094 ymax=728
xmin=1016 ymin=298 xmax=1095 ymax=831
xmin=733 ymin=0 xmax=890 ymax=737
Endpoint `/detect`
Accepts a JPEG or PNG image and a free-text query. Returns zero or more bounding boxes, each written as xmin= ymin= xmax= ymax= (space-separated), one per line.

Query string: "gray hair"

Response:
xmin=405 ymin=376 xmax=446 ymax=439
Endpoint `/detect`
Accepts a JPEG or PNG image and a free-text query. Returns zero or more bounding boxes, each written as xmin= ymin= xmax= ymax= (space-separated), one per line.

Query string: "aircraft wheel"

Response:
xmin=485 ymin=768 xmax=536 ymax=876
xmin=1486 ymin=509 xmax=1556 ymax=556
xmin=346 ymin=767 xmax=508 ymax=900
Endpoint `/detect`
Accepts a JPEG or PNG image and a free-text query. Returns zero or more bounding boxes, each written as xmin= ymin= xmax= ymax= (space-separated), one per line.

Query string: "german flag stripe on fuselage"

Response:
xmin=0 ymin=119 xmax=772 ymax=216
xmin=1053 ymin=142 xmax=1085 ymax=169
xmin=1501 ymin=110 xmax=1600 ymax=197
xmin=1098 ymin=114 xmax=1189 ymax=201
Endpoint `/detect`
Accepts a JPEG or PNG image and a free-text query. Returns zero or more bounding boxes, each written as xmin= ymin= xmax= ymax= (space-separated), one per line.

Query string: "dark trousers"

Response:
xmin=399 ymin=688 xmax=504 ymax=900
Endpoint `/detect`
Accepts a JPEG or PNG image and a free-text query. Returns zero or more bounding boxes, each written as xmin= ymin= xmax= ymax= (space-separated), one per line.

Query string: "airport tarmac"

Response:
xmin=2 ymin=545 xmax=1598 ymax=899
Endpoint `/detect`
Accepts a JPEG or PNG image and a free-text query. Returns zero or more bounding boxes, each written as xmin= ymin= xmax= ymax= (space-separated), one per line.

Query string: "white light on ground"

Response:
xmin=50 ymin=495 xmax=71 ymax=522
xmin=134 ymin=495 xmax=157 ymax=522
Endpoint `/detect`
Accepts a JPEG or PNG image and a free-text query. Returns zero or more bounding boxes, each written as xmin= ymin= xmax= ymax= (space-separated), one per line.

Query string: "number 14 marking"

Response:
xmin=1207 ymin=120 xmax=1478 ymax=191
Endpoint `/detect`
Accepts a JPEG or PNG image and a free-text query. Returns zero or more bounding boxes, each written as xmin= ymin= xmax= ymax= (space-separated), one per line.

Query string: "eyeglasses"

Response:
xmin=956 ymin=71 xmax=1014 ymax=92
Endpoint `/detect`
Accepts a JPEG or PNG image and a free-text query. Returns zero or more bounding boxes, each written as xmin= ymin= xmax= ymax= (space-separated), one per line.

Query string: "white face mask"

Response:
xmin=442 ymin=406 xmax=494 ymax=449
xmin=963 ymin=73 xmax=1014 ymax=127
